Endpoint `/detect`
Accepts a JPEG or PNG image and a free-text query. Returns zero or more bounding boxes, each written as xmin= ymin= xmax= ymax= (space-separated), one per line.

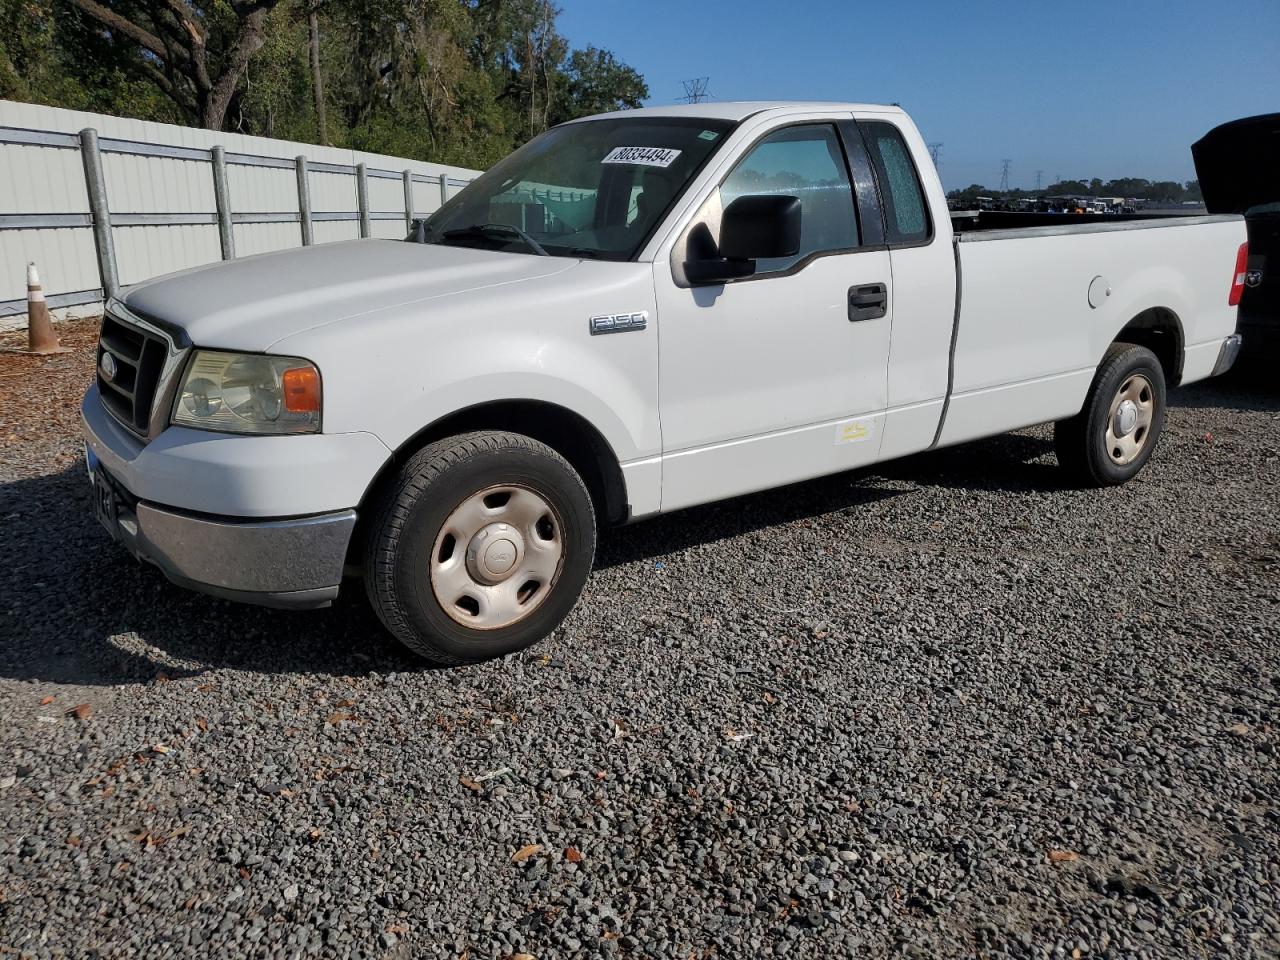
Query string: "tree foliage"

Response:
xmin=2 ymin=0 xmax=647 ymax=168
xmin=54 ymin=0 xmax=287 ymax=130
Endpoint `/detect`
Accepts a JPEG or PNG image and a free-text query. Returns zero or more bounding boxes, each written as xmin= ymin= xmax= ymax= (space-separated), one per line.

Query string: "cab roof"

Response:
xmin=568 ymin=101 xmax=906 ymax=124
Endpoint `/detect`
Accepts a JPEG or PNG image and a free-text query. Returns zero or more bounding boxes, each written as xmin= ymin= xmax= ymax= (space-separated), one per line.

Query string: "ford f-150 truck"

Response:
xmin=81 ymin=101 xmax=1248 ymax=663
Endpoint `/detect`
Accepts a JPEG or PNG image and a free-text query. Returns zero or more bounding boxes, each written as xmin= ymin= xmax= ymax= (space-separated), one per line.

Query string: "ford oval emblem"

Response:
xmin=100 ymin=351 xmax=117 ymax=382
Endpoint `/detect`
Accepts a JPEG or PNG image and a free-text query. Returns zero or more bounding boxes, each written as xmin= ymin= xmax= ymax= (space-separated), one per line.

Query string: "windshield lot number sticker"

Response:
xmin=602 ymin=146 xmax=682 ymax=168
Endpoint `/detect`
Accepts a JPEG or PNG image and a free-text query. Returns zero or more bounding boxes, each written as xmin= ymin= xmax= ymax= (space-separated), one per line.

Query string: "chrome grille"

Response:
xmin=96 ymin=308 xmax=181 ymax=440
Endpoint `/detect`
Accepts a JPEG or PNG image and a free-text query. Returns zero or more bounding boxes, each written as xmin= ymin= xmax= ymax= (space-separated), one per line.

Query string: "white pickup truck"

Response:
xmin=82 ymin=101 xmax=1248 ymax=663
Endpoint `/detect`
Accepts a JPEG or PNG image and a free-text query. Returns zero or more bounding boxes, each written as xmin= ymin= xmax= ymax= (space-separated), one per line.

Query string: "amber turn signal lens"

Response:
xmin=282 ymin=366 xmax=321 ymax=413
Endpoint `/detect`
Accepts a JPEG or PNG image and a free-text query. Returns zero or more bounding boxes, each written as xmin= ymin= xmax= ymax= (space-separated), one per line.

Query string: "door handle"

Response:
xmin=849 ymin=283 xmax=888 ymax=322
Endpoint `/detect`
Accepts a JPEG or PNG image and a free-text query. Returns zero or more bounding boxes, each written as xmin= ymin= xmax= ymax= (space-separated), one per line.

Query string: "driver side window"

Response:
xmin=714 ymin=124 xmax=860 ymax=276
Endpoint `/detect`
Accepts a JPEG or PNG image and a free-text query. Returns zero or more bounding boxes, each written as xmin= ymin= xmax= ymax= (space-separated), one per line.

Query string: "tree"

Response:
xmin=65 ymin=0 xmax=288 ymax=129
xmin=945 ymin=184 xmax=995 ymax=204
xmin=2 ymin=0 xmax=171 ymax=116
xmin=553 ymin=46 xmax=646 ymax=123
xmin=1045 ymin=179 xmax=1090 ymax=196
xmin=7 ymin=0 xmax=648 ymax=167
xmin=307 ymin=6 xmax=325 ymax=143
xmin=0 ymin=0 xmax=51 ymax=101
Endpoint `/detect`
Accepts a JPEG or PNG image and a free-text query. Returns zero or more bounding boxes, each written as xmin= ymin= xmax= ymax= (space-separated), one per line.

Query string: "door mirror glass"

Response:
xmin=684 ymin=195 xmax=802 ymax=285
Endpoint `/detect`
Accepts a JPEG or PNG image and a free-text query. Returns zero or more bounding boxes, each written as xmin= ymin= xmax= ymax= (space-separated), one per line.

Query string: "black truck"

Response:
xmin=1194 ymin=113 xmax=1280 ymax=354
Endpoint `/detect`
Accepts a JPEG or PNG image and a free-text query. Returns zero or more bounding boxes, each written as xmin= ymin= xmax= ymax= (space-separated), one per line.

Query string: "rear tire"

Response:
xmin=1054 ymin=342 xmax=1166 ymax=487
xmin=364 ymin=431 xmax=596 ymax=664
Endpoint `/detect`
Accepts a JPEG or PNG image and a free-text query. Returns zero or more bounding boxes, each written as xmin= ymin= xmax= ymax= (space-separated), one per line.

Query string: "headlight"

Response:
xmin=172 ymin=351 xmax=321 ymax=435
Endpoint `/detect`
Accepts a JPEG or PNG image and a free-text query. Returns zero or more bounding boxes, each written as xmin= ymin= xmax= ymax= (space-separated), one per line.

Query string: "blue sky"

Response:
xmin=557 ymin=0 xmax=1280 ymax=191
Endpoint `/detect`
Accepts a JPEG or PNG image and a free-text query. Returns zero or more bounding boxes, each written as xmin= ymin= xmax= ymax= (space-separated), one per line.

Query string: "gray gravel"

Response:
xmin=1 ymin=328 xmax=1278 ymax=958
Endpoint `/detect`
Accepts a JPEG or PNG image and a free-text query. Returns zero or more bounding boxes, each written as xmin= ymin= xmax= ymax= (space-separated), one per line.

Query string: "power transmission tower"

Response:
xmin=999 ymin=159 xmax=1012 ymax=192
xmin=927 ymin=142 xmax=943 ymax=168
xmin=680 ymin=78 xmax=712 ymax=104
xmin=1035 ymin=170 xmax=1043 ymax=192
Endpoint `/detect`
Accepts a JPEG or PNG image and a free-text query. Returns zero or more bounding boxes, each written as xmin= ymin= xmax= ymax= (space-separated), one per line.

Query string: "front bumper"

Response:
xmin=87 ymin=447 xmax=356 ymax=609
xmin=81 ymin=381 xmax=376 ymax=609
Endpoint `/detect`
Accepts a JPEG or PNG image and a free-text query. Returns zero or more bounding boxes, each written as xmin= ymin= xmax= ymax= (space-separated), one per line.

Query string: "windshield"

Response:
xmin=420 ymin=116 xmax=736 ymax=261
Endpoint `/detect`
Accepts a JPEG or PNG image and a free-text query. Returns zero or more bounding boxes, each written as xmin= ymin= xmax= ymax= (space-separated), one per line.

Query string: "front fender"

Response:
xmin=276 ymin=259 xmax=661 ymax=495
xmin=377 ymin=364 xmax=657 ymax=464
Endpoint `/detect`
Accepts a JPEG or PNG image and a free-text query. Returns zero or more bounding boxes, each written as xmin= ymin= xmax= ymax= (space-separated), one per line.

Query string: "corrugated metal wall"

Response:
xmin=0 ymin=99 xmax=481 ymax=327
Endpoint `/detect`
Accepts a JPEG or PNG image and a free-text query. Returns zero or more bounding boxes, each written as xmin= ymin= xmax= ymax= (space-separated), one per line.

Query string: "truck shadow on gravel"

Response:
xmin=1 ymin=437 xmax=1048 ymax=685
xmin=0 ymin=466 xmax=423 ymax=686
xmin=1168 ymin=359 xmax=1280 ymax=411
xmin=597 ymin=432 xmax=1066 ymax=572
xmin=0 ymin=370 xmax=1261 ymax=685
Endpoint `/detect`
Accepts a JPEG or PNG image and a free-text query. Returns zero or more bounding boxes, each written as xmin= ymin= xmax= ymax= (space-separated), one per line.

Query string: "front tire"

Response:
xmin=364 ymin=431 xmax=596 ymax=664
xmin=1054 ymin=342 xmax=1167 ymax=487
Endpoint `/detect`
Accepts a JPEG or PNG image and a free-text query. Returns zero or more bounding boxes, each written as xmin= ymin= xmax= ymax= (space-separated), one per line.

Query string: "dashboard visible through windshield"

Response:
xmin=419 ymin=116 xmax=737 ymax=261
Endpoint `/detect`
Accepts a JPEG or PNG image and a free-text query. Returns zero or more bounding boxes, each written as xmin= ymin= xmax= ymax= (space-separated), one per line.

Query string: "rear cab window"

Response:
xmin=859 ymin=120 xmax=933 ymax=246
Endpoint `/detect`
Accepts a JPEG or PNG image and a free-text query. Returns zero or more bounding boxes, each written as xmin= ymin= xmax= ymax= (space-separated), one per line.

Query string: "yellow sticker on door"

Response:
xmin=834 ymin=420 xmax=875 ymax=445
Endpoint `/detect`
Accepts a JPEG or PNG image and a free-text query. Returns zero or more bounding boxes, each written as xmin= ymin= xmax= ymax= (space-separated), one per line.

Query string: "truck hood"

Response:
xmin=1192 ymin=113 xmax=1280 ymax=215
xmin=121 ymin=239 xmax=579 ymax=352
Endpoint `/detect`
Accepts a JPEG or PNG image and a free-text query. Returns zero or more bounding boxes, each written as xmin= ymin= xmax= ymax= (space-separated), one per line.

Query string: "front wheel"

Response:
xmin=364 ymin=431 xmax=596 ymax=663
xmin=1054 ymin=342 xmax=1167 ymax=487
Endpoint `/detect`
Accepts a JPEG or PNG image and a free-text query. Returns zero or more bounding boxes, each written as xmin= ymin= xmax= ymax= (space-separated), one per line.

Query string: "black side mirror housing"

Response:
xmin=405 ymin=217 xmax=429 ymax=243
xmin=720 ymin=194 xmax=802 ymax=260
xmin=684 ymin=194 xmax=803 ymax=286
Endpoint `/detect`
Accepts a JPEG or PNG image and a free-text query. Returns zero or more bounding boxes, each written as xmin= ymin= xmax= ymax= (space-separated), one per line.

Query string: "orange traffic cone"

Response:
xmin=25 ymin=262 xmax=71 ymax=355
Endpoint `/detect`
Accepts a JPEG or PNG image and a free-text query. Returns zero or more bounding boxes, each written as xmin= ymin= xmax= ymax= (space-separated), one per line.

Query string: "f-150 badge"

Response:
xmin=589 ymin=311 xmax=648 ymax=335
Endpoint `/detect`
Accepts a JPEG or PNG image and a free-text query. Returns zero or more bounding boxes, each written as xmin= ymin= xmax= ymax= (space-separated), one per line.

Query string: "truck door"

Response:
xmin=854 ymin=118 xmax=959 ymax=460
xmin=653 ymin=121 xmax=894 ymax=511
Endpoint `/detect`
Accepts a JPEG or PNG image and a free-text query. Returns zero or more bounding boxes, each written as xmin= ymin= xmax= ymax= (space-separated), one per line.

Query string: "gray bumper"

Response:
xmin=88 ymin=449 xmax=356 ymax=610
xmin=1212 ymin=333 xmax=1244 ymax=377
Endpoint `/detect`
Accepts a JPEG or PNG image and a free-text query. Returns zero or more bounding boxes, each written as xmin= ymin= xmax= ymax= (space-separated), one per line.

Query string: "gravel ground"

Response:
xmin=1 ymin=317 xmax=1277 ymax=959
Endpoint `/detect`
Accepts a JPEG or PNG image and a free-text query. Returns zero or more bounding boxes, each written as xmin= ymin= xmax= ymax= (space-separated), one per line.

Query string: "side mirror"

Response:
xmin=684 ymin=194 xmax=802 ymax=285
xmin=405 ymin=217 xmax=429 ymax=243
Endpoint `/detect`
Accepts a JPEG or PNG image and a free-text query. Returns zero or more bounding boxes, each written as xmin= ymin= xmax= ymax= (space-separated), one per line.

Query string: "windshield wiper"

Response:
xmin=539 ymin=244 xmax=613 ymax=260
xmin=440 ymin=223 xmax=549 ymax=256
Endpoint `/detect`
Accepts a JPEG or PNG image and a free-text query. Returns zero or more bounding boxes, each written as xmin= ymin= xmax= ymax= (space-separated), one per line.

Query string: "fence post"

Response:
xmin=211 ymin=146 xmax=235 ymax=260
xmin=402 ymin=170 xmax=414 ymax=232
xmin=439 ymin=174 xmax=449 ymax=210
xmin=356 ymin=163 xmax=371 ymax=239
xmin=295 ymin=156 xmax=313 ymax=246
xmin=79 ymin=128 xmax=119 ymax=301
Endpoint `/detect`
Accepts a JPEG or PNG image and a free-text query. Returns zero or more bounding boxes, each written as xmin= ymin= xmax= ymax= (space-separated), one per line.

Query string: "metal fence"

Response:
xmin=0 ymin=100 xmax=481 ymax=325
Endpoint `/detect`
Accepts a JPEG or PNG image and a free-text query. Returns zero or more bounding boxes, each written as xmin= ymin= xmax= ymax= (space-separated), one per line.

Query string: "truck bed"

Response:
xmin=937 ymin=213 xmax=1244 ymax=448
xmin=951 ymin=210 xmax=1215 ymax=236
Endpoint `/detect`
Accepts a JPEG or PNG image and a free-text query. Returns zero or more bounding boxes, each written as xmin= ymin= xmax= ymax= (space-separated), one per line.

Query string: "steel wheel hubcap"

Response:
xmin=1105 ymin=374 xmax=1155 ymax=465
xmin=431 ymin=485 xmax=564 ymax=629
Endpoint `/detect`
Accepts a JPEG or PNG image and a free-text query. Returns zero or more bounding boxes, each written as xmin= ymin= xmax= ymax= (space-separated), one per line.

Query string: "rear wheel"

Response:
xmin=364 ymin=431 xmax=596 ymax=663
xmin=1054 ymin=342 xmax=1167 ymax=487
